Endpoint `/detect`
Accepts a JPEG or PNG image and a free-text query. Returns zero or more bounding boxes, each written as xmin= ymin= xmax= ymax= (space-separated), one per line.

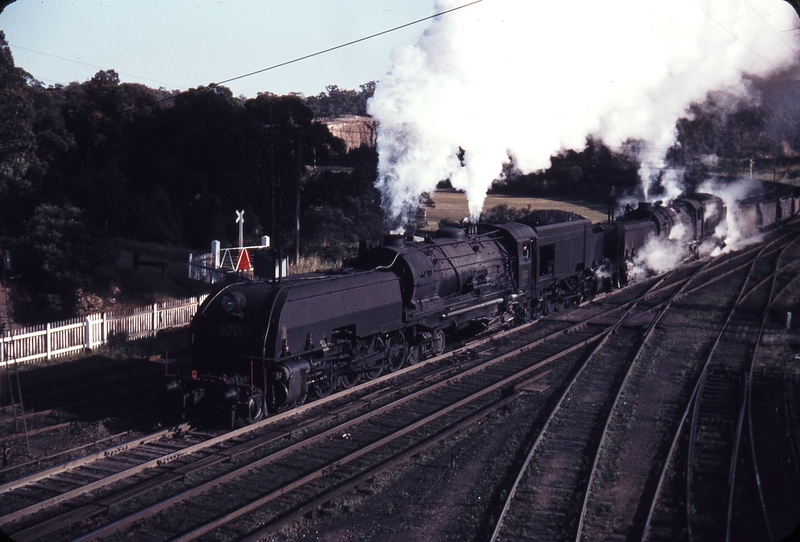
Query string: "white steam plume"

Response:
xmin=370 ymin=0 xmax=800 ymax=225
xmin=630 ymin=177 xmax=769 ymax=280
xmin=700 ymin=177 xmax=768 ymax=252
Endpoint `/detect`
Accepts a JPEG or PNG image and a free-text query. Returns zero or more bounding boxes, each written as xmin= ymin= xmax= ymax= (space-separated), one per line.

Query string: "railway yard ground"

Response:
xmin=1 ymin=220 xmax=800 ymax=541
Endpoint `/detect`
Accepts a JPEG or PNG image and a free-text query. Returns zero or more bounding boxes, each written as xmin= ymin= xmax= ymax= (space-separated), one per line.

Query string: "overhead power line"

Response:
xmin=212 ymin=0 xmax=486 ymax=88
xmin=8 ymin=44 xmax=187 ymax=90
xmin=119 ymin=0 xmax=486 ymax=111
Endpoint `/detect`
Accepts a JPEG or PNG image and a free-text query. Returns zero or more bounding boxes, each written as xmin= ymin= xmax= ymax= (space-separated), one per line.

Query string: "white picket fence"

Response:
xmin=0 ymin=295 xmax=208 ymax=366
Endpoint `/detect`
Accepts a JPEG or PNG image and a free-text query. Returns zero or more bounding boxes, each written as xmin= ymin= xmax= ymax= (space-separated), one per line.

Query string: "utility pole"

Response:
xmin=269 ymin=102 xmax=275 ymax=246
xmin=295 ymin=136 xmax=302 ymax=264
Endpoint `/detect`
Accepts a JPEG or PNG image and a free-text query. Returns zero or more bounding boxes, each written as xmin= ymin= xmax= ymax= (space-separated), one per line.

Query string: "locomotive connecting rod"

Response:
xmin=440 ymin=297 xmax=504 ymax=319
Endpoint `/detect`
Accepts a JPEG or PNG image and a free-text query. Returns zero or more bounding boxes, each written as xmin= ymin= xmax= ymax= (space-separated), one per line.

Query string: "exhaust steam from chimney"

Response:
xmin=369 ymin=0 xmax=800 ymax=226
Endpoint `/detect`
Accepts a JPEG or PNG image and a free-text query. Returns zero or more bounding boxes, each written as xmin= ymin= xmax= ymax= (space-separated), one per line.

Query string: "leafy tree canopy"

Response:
xmin=304 ymin=82 xmax=376 ymax=118
xmin=0 ymin=42 xmax=384 ymax=322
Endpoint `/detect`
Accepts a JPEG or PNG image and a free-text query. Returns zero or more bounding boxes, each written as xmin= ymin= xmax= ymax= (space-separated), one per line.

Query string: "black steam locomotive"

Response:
xmin=601 ymin=193 xmax=727 ymax=287
xmin=167 ymin=189 xmax=793 ymax=422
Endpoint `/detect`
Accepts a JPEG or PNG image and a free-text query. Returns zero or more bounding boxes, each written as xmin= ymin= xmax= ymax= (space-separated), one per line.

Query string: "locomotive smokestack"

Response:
xmin=383 ymin=234 xmax=406 ymax=249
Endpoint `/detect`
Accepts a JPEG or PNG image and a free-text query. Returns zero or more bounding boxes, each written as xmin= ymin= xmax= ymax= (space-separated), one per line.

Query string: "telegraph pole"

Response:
xmin=295 ymin=136 xmax=301 ymax=264
xmin=269 ymin=103 xmax=275 ymax=245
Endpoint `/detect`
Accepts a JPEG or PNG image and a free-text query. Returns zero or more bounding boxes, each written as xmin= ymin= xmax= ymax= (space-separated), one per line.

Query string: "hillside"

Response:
xmin=318 ymin=115 xmax=377 ymax=151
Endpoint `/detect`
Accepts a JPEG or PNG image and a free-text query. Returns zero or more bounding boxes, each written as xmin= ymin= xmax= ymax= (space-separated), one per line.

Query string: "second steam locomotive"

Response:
xmin=169 ymin=188 xmax=796 ymax=422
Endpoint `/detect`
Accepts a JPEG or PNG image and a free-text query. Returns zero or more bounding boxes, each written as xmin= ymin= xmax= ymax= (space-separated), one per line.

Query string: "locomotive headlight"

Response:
xmin=220 ymin=291 xmax=246 ymax=313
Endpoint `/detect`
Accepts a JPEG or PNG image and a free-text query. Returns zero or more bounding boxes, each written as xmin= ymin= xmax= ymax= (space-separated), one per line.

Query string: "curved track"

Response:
xmin=0 ymin=277 xmax=681 ymax=541
xmin=2 ymin=222 xmax=800 ymax=541
xmin=490 ymin=222 xmax=800 ymax=542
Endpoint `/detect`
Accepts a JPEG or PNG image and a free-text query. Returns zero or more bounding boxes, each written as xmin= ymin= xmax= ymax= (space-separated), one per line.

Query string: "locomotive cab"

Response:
xmin=525 ymin=218 xmax=600 ymax=313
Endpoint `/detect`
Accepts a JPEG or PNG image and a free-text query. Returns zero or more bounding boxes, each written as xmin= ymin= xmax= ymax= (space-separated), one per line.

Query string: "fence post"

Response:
xmin=153 ymin=303 xmax=158 ymax=337
xmin=102 ymin=312 xmax=108 ymax=345
xmin=0 ymin=298 xmax=202 ymax=366
xmin=85 ymin=317 xmax=92 ymax=351
xmin=212 ymin=240 xmax=221 ymax=269
xmin=46 ymin=323 xmax=52 ymax=359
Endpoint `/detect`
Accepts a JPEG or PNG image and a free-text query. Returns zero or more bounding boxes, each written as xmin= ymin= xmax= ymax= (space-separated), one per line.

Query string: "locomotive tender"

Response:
xmin=169 ymin=189 xmax=795 ymax=422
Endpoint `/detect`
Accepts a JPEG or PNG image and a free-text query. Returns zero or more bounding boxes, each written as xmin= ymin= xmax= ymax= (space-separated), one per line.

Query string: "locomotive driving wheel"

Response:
xmin=544 ymin=294 xmax=556 ymax=315
xmin=313 ymin=373 xmax=335 ymax=399
xmin=362 ymin=369 xmax=383 ymax=381
xmin=581 ymin=276 xmax=597 ymax=302
xmin=361 ymin=336 xmax=385 ymax=380
xmin=337 ymin=373 xmax=359 ymax=389
xmin=544 ymin=289 xmax=564 ymax=313
xmin=386 ymin=331 xmax=407 ymax=372
xmin=532 ymin=298 xmax=545 ymax=319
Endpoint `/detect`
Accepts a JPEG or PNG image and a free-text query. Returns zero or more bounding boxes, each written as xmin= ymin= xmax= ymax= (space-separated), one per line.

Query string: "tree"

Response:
xmin=301 ymin=163 xmax=384 ymax=260
xmin=14 ymin=203 xmax=92 ymax=321
xmin=304 ymin=82 xmax=376 ymax=118
xmin=0 ymin=32 xmax=72 ymax=236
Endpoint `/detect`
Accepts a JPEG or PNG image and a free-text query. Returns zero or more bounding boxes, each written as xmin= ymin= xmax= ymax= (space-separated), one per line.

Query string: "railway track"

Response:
xmin=0 ymin=272 xmax=691 ymax=541
xmin=595 ymin=229 xmax=800 ymax=542
xmin=487 ymin=270 xmax=681 ymax=541
xmin=0 ymin=355 xmax=191 ymax=480
xmin=2 ymin=223 xmax=799 ymax=541
xmin=634 ymin=230 xmax=800 ymax=542
xmin=489 ymin=223 xmax=800 ymax=542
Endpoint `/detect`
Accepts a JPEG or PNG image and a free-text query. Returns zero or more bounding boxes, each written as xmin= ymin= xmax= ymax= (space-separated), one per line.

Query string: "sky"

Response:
xmin=0 ymin=0 xmax=435 ymax=97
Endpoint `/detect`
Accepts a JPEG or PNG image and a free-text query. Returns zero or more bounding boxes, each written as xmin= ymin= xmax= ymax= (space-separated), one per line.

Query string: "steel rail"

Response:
xmin=726 ymin=373 xmax=749 ymax=542
xmin=72 ymin=329 xmax=606 ymax=541
xmin=176 ymin=371 xmax=558 ymax=542
xmin=574 ymin=257 xmax=717 ymax=541
xmin=641 ymin=235 xmax=793 ymax=541
xmin=638 ymin=234 xmax=796 ymax=541
xmin=488 ymin=267 xmax=678 ymax=542
xmin=9 ymin=303 xmax=625 ymax=540
xmin=732 ymin=238 xmax=800 ymax=541
xmin=0 ymin=275 xmax=674 ymax=530
xmin=785 ymin=383 xmax=800 ymax=484
xmin=5 ymin=227 xmax=794 ymax=540
xmin=641 ymin=243 xmax=764 ymax=541
xmin=1 ymin=319 xmax=538 ymax=515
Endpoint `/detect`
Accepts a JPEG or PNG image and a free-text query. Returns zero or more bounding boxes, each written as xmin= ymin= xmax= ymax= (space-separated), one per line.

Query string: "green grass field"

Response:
xmin=425 ymin=190 xmax=609 ymax=226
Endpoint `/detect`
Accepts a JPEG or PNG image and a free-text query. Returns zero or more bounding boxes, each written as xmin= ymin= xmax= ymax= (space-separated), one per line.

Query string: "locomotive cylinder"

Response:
xmin=271 ymin=358 xmax=311 ymax=407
